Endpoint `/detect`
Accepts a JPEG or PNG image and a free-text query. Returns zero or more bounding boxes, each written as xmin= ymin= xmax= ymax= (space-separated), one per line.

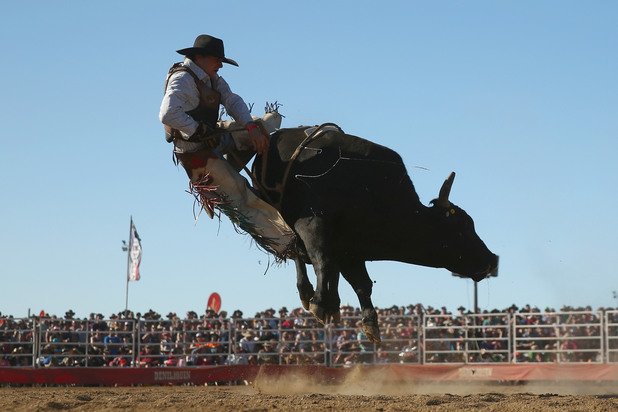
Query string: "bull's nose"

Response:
xmin=490 ymin=255 xmax=499 ymax=277
xmin=451 ymin=255 xmax=499 ymax=282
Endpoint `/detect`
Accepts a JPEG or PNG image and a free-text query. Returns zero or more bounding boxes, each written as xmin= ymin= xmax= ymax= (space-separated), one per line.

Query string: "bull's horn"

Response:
xmin=436 ymin=172 xmax=456 ymax=208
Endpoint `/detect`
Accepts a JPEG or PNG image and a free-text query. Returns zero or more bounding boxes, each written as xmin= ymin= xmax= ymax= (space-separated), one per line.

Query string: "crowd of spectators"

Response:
xmin=1 ymin=304 xmax=616 ymax=368
xmin=510 ymin=305 xmax=606 ymax=363
xmin=422 ymin=304 xmax=612 ymax=363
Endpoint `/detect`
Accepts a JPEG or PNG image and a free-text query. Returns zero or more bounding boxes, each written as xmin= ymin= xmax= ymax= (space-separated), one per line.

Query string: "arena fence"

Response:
xmin=606 ymin=310 xmax=618 ymax=363
xmin=513 ymin=311 xmax=604 ymax=363
xmin=424 ymin=313 xmax=511 ymax=364
xmin=1 ymin=311 xmax=618 ymax=369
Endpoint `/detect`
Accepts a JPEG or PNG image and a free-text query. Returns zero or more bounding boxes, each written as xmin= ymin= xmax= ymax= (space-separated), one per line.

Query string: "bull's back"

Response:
xmin=264 ymin=128 xmax=420 ymax=223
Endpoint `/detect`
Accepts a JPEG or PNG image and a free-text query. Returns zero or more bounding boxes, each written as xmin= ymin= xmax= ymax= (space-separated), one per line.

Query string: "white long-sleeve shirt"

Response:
xmin=159 ymin=58 xmax=253 ymax=153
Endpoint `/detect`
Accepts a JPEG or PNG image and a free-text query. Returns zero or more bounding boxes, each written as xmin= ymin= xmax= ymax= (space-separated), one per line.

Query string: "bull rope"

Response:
xmin=257 ymin=123 xmax=344 ymax=210
xmin=294 ymin=151 xmax=409 ymax=183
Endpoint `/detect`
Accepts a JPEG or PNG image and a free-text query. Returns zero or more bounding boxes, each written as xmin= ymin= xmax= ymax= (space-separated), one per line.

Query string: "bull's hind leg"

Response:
xmin=295 ymin=259 xmax=314 ymax=311
xmin=294 ymin=218 xmax=341 ymax=324
xmin=339 ymin=260 xmax=381 ymax=344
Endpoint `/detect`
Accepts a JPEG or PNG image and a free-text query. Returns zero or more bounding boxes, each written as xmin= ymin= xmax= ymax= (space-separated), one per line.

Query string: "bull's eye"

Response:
xmin=450 ymin=208 xmax=456 ymax=215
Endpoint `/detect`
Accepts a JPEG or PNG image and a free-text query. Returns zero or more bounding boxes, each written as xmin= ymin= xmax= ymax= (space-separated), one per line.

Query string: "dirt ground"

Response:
xmin=2 ymin=377 xmax=617 ymax=411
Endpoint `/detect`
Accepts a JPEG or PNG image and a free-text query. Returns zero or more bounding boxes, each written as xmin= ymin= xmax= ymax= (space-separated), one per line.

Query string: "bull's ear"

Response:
xmin=436 ymin=172 xmax=456 ymax=208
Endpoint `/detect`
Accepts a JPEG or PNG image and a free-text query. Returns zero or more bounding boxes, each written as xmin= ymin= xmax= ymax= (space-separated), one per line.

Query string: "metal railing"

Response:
xmin=605 ymin=310 xmax=618 ymax=363
xmin=1 ymin=311 xmax=617 ymax=367
xmin=513 ymin=312 xmax=603 ymax=363
xmin=0 ymin=318 xmax=35 ymax=367
xmin=424 ymin=313 xmax=511 ymax=364
xmin=33 ymin=318 xmax=136 ymax=367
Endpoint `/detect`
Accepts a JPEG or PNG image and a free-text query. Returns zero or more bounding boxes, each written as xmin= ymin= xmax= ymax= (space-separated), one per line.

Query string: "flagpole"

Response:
xmin=125 ymin=216 xmax=133 ymax=312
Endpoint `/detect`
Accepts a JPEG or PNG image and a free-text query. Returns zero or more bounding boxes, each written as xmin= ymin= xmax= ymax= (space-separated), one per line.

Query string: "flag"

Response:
xmin=128 ymin=220 xmax=142 ymax=281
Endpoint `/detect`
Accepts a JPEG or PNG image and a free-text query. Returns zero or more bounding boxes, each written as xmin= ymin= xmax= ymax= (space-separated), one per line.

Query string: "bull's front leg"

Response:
xmin=294 ymin=217 xmax=341 ymax=324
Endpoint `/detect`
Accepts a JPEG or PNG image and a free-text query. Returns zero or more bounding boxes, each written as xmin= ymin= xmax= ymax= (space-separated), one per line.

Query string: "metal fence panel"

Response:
xmin=606 ymin=310 xmax=618 ymax=363
xmin=513 ymin=311 xmax=603 ymax=363
xmin=2 ymin=311 xmax=618 ymax=367
xmin=0 ymin=318 xmax=35 ymax=367
xmin=423 ymin=313 xmax=511 ymax=364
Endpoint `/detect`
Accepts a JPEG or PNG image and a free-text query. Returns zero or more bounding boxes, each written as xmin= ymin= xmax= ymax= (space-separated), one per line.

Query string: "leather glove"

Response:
xmin=246 ymin=122 xmax=269 ymax=155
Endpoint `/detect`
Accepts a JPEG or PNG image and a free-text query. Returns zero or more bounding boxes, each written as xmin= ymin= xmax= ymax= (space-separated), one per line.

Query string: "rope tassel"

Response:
xmin=187 ymin=173 xmax=221 ymax=220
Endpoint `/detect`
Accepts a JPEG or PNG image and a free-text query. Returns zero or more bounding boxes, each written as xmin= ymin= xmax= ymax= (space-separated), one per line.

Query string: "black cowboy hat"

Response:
xmin=177 ymin=34 xmax=239 ymax=67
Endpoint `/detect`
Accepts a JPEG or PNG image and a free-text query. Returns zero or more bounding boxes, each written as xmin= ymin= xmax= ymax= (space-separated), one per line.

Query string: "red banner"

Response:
xmin=2 ymin=364 xmax=618 ymax=386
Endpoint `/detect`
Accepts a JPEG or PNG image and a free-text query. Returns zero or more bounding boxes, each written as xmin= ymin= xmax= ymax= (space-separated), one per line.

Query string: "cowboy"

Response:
xmin=159 ymin=34 xmax=295 ymax=259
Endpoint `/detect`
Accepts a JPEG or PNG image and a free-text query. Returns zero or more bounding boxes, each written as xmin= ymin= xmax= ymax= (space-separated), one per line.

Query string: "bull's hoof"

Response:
xmin=299 ymin=289 xmax=315 ymax=311
xmin=362 ymin=320 xmax=381 ymax=345
xmin=309 ymin=302 xmax=341 ymax=325
xmin=363 ymin=324 xmax=381 ymax=345
xmin=309 ymin=302 xmax=327 ymax=324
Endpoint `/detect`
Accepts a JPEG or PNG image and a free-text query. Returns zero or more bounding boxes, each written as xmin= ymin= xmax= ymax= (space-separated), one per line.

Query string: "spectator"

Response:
xmin=138 ymin=345 xmax=161 ymax=367
xmin=103 ymin=331 xmax=122 ymax=359
xmin=257 ymin=340 xmax=278 ymax=364
xmin=226 ymin=342 xmax=250 ymax=365
xmin=399 ymin=339 xmax=418 ymax=363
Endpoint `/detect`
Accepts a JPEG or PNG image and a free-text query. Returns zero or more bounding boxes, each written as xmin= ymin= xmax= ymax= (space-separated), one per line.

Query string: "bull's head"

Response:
xmin=431 ymin=172 xmax=499 ymax=282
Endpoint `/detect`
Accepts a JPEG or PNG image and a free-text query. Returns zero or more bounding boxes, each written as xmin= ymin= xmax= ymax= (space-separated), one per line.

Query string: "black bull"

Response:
xmin=251 ymin=126 xmax=499 ymax=343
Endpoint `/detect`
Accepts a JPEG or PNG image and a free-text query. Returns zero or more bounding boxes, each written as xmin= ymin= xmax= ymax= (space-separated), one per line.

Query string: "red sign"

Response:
xmin=207 ymin=292 xmax=221 ymax=313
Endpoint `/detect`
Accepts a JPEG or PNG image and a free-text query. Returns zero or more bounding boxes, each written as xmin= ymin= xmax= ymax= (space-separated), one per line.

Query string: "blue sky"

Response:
xmin=1 ymin=2 xmax=617 ymax=319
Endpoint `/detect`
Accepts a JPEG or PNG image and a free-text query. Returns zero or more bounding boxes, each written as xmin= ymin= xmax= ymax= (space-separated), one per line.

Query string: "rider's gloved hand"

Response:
xmin=246 ymin=122 xmax=269 ymax=155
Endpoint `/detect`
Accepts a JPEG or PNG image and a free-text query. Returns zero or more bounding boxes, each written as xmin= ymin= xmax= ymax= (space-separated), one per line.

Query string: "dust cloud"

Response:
xmin=252 ymin=365 xmax=618 ymax=397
